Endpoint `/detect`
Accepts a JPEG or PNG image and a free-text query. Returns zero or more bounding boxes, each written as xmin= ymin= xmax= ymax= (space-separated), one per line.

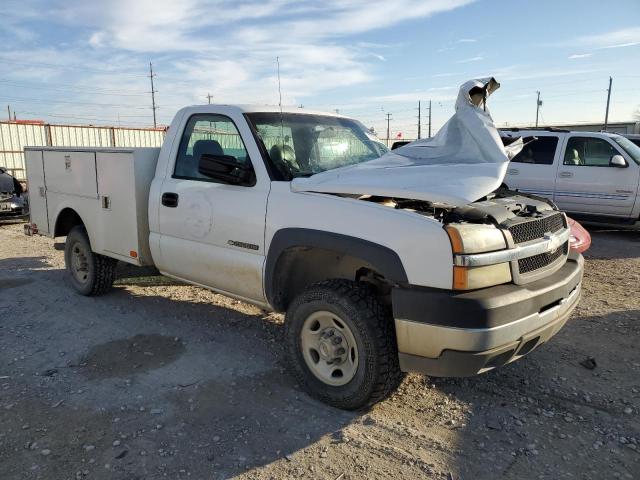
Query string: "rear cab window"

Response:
xmin=511 ymin=136 xmax=559 ymax=165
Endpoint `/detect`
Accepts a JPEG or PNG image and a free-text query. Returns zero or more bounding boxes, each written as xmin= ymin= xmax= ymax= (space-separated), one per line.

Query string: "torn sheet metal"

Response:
xmin=292 ymin=77 xmax=523 ymax=206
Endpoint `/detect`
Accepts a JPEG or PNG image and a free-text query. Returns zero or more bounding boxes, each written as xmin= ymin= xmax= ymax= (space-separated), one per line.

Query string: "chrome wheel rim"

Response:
xmin=70 ymin=241 xmax=90 ymax=284
xmin=300 ymin=311 xmax=359 ymax=386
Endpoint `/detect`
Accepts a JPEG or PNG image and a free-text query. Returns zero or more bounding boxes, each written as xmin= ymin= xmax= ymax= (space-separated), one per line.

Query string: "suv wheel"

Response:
xmin=64 ymin=226 xmax=117 ymax=296
xmin=285 ymin=279 xmax=404 ymax=410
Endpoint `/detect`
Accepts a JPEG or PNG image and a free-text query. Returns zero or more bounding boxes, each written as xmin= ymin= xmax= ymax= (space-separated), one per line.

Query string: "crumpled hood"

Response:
xmin=292 ymin=77 xmax=523 ymax=206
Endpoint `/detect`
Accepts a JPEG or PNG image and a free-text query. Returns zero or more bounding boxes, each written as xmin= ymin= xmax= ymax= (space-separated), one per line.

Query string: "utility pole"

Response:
xmin=604 ymin=76 xmax=612 ymax=131
xmin=535 ymin=91 xmax=542 ymax=128
xmin=428 ymin=99 xmax=432 ymax=138
xmin=385 ymin=113 xmax=392 ymax=147
xmin=206 ymin=93 xmax=213 ymax=104
xmin=417 ymin=100 xmax=421 ymax=139
xmin=149 ymin=62 xmax=158 ymax=128
xmin=7 ymin=105 xmax=10 ymax=121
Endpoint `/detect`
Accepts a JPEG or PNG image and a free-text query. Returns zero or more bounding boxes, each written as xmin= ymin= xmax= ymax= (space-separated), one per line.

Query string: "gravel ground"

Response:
xmin=0 ymin=220 xmax=638 ymax=480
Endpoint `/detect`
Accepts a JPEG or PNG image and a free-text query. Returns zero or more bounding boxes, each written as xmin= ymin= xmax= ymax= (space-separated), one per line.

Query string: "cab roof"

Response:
xmin=177 ymin=104 xmax=346 ymax=118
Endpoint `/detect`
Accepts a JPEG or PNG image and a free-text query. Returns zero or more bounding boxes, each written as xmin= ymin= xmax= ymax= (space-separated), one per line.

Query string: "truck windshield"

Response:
xmin=612 ymin=135 xmax=640 ymax=165
xmin=246 ymin=112 xmax=388 ymax=180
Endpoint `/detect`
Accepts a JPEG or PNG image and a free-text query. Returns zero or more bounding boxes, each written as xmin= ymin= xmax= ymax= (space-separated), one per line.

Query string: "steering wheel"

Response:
xmin=270 ymin=144 xmax=300 ymax=178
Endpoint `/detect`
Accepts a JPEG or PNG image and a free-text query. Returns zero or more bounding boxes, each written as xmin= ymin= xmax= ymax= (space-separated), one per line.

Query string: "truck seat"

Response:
xmin=564 ymin=148 xmax=582 ymax=165
xmin=177 ymin=140 xmax=224 ymax=177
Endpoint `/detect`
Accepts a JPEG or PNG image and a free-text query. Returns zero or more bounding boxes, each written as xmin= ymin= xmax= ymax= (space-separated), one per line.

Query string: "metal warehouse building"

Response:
xmin=0 ymin=120 xmax=166 ymax=181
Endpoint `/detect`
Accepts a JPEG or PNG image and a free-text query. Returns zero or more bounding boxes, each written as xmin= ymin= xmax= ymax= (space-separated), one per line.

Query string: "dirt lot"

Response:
xmin=0 ymin=220 xmax=638 ymax=480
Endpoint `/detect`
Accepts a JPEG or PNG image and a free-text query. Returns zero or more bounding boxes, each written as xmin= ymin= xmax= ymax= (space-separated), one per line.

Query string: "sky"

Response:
xmin=0 ymin=0 xmax=639 ymax=139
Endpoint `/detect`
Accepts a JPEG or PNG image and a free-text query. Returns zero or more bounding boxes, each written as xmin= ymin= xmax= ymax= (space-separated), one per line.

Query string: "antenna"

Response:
xmin=276 ymin=56 xmax=285 ymax=160
xmin=276 ymin=56 xmax=283 ymax=110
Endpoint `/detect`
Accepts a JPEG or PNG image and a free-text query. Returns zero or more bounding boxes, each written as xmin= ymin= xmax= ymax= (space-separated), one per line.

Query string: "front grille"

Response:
xmin=518 ymin=242 xmax=568 ymax=274
xmin=508 ymin=212 xmax=564 ymax=244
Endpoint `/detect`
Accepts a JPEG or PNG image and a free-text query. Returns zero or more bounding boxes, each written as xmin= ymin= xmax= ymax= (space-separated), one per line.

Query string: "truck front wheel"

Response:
xmin=64 ymin=226 xmax=117 ymax=296
xmin=285 ymin=279 xmax=404 ymax=410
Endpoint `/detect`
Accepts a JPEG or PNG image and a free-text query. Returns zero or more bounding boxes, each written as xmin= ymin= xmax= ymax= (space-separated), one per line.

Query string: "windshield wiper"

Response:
xmin=292 ymin=171 xmax=316 ymax=178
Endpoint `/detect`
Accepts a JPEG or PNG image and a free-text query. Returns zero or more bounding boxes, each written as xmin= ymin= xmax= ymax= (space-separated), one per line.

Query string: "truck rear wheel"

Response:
xmin=64 ymin=226 xmax=117 ymax=296
xmin=285 ymin=279 xmax=404 ymax=410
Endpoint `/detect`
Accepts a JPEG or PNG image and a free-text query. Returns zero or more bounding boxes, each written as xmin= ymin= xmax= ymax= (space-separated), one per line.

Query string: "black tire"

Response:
xmin=285 ymin=279 xmax=404 ymax=410
xmin=64 ymin=226 xmax=117 ymax=296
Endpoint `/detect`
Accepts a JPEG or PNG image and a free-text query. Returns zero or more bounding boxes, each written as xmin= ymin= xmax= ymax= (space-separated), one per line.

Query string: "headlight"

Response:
xmin=446 ymin=224 xmax=511 ymax=290
xmin=452 ymin=263 xmax=512 ymax=290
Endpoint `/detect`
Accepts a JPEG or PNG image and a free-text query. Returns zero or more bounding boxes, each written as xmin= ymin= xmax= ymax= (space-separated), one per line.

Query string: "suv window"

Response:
xmin=511 ymin=136 xmax=558 ymax=165
xmin=174 ymin=114 xmax=251 ymax=180
xmin=563 ymin=137 xmax=619 ymax=167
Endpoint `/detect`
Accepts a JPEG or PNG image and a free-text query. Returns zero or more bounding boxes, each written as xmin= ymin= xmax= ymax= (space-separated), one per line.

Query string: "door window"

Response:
xmin=563 ymin=137 xmax=619 ymax=167
xmin=174 ymin=114 xmax=251 ymax=180
xmin=511 ymin=136 xmax=558 ymax=165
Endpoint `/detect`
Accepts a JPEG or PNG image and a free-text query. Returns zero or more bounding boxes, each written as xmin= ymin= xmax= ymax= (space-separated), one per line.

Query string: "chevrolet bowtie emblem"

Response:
xmin=543 ymin=232 xmax=562 ymax=254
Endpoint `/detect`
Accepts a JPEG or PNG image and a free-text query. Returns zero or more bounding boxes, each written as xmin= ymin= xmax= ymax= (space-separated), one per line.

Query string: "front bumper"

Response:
xmin=393 ymin=252 xmax=583 ymax=376
xmin=0 ymin=194 xmax=26 ymax=216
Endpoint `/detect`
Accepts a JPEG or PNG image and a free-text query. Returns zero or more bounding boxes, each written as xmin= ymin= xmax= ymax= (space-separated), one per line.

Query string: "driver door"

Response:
xmin=157 ymin=113 xmax=269 ymax=303
xmin=554 ymin=135 xmax=639 ymax=217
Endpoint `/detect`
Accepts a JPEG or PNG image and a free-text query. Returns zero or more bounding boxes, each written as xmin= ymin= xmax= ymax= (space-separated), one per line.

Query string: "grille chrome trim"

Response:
xmin=508 ymin=212 xmax=565 ymax=245
xmin=454 ymin=228 xmax=570 ymax=267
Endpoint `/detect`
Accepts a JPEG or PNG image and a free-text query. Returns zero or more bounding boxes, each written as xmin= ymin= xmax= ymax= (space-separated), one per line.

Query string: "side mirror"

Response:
xmin=610 ymin=154 xmax=627 ymax=168
xmin=198 ymin=153 xmax=255 ymax=186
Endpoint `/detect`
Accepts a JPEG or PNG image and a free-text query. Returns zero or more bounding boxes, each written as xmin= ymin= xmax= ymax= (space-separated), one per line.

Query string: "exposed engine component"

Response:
xmin=356 ymin=188 xmax=557 ymax=227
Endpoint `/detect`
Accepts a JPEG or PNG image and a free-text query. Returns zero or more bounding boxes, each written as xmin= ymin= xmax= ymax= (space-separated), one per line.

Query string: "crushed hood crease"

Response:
xmin=292 ymin=77 xmax=523 ymax=206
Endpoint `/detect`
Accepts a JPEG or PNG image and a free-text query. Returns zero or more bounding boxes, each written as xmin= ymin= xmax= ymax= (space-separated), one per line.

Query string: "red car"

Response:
xmin=567 ymin=217 xmax=591 ymax=253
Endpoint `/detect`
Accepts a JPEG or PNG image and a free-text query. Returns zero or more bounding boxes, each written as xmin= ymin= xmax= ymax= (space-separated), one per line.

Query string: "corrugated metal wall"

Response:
xmin=0 ymin=122 xmax=166 ymax=180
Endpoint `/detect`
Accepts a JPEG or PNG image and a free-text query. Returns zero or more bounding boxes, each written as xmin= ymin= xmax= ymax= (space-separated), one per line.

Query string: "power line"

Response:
xmin=0 ymin=57 xmax=149 ymax=78
xmin=0 ymin=79 xmax=148 ymax=96
xmin=0 ymin=94 xmax=156 ymax=109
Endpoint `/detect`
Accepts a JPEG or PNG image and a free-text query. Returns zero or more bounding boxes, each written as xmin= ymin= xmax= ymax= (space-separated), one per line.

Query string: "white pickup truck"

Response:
xmin=24 ymin=79 xmax=584 ymax=409
xmin=501 ymin=128 xmax=640 ymax=226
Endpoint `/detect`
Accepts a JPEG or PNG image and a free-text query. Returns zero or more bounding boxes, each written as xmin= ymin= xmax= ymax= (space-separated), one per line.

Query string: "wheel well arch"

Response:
xmin=54 ymin=208 xmax=85 ymax=238
xmin=265 ymin=228 xmax=408 ymax=312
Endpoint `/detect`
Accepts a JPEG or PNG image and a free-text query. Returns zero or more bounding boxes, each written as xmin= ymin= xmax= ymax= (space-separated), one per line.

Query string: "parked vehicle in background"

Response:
xmin=24 ymin=78 xmax=584 ymax=410
xmin=623 ymin=134 xmax=640 ymax=148
xmin=567 ymin=217 xmax=591 ymax=254
xmin=391 ymin=140 xmax=411 ymax=150
xmin=500 ymin=128 xmax=640 ymax=227
xmin=0 ymin=167 xmax=27 ymax=217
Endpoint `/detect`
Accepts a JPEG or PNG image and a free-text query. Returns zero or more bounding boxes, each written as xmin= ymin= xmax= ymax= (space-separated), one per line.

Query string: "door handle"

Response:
xmin=161 ymin=192 xmax=179 ymax=207
xmin=507 ymin=168 xmax=519 ymax=175
xmin=558 ymin=171 xmax=573 ymax=178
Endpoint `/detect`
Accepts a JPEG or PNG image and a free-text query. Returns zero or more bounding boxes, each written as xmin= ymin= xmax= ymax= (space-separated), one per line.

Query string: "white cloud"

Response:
xmin=49 ymin=0 xmax=476 ymax=106
xmin=457 ymin=38 xmax=477 ymax=43
xmin=456 ymin=55 xmax=484 ymax=63
xmin=600 ymin=41 xmax=640 ymax=49
xmin=568 ymin=53 xmax=592 ymax=59
xmin=573 ymin=27 xmax=640 ymax=49
xmin=364 ymin=90 xmax=456 ymax=103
